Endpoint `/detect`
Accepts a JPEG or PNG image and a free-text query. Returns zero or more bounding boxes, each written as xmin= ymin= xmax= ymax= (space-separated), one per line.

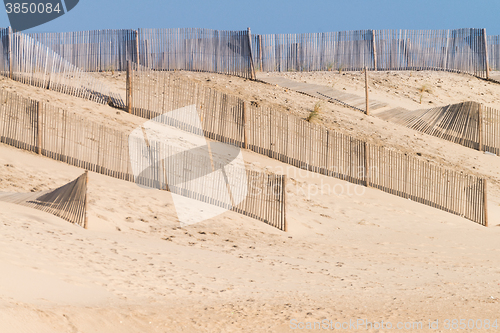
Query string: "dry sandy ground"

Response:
xmin=1 ymin=71 xmax=500 ymax=332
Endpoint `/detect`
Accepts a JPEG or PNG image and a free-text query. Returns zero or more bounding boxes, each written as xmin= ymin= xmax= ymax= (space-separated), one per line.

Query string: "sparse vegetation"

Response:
xmin=307 ymin=102 xmax=322 ymax=123
xmin=418 ymin=84 xmax=432 ymax=104
xmin=418 ymin=84 xmax=433 ymax=94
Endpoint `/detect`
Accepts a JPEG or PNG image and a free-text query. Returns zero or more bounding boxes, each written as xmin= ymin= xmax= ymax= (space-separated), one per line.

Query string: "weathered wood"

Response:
xmin=365 ymin=67 xmax=370 ymax=116
xmin=126 ymin=60 xmax=132 ymax=113
xmin=282 ymin=175 xmax=287 ymax=232
xmin=364 ymin=142 xmax=370 ymax=187
xmin=84 ymin=170 xmax=89 ymax=229
xmin=483 ymin=29 xmax=490 ymax=80
xmin=483 ymin=179 xmax=488 ymax=227
xmin=258 ymin=35 xmax=263 ymax=72
xmin=243 ymin=101 xmax=249 ymax=149
xmin=478 ymin=103 xmax=484 ymax=151
xmin=8 ymin=26 xmax=12 ymax=79
xmin=6 ymin=30 xmax=123 ymax=106
xmin=0 ymin=172 xmax=88 ymax=227
xmin=36 ymin=101 xmax=42 ymax=154
xmin=134 ymin=30 xmax=140 ymax=65
xmin=378 ymin=101 xmax=500 ymax=155
xmin=247 ymin=28 xmax=256 ymax=80
xmin=256 ymin=28 xmax=487 ymax=78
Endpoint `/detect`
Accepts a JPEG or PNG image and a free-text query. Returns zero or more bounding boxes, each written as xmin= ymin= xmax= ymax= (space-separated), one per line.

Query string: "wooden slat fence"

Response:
xmin=0 ymin=28 xmax=8 ymax=75
xmin=129 ymin=67 xmax=488 ymax=226
xmin=129 ymin=62 xmax=245 ymax=148
xmin=19 ymin=28 xmax=255 ymax=78
xmin=483 ymin=104 xmax=500 ymax=155
xmin=253 ymin=28 xmax=488 ymax=78
xmin=0 ymin=88 xmax=285 ymax=230
xmin=0 ymin=28 xmax=124 ymax=107
xmin=487 ymin=35 xmax=500 ymax=71
xmin=0 ymin=172 xmax=88 ymax=227
xmin=253 ymin=30 xmax=374 ymax=72
xmin=29 ymin=29 xmax=137 ymax=72
xmin=247 ymin=104 xmax=486 ymax=225
xmin=374 ymin=29 xmax=487 ymax=76
xmin=378 ymin=102 xmax=500 ymax=156
xmin=137 ymin=28 xmax=254 ymax=78
xmin=3 ymin=26 xmax=491 ymax=80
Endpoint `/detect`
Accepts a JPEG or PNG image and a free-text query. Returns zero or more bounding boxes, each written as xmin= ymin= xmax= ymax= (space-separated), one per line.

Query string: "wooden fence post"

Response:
xmin=282 ymin=175 xmax=287 ymax=232
xmin=364 ymin=142 xmax=370 ymax=187
xmin=162 ymin=159 xmax=169 ymax=191
xmin=84 ymin=170 xmax=89 ymax=229
xmin=36 ymin=101 xmax=42 ymax=154
xmin=258 ymin=34 xmax=263 ymax=72
xmin=8 ymin=26 xmax=13 ymax=79
xmin=483 ymin=179 xmax=488 ymax=227
xmin=243 ymin=101 xmax=249 ymax=149
xmin=247 ymin=27 xmax=256 ymax=80
xmin=483 ymin=28 xmax=490 ymax=80
xmin=478 ymin=104 xmax=483 ymax=151
xmin=364 ymin=67 xmax=370 ymax=116
xmin=126 ymin=60 xmax=132 ymax=113
xmin=371 ymin=30 xmax=377 ymax=71
xmin=135 ymin=30 xmax=140 ymax=65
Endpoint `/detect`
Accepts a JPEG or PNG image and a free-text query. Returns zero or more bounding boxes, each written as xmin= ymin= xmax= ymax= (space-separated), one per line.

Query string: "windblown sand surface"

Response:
xmin=2 ymin=70 xmax=500 ymax=332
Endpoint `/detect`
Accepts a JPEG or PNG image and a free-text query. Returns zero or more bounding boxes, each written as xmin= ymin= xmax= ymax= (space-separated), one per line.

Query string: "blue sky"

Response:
xmin=1 ymin=0 xmax=499 ymax=35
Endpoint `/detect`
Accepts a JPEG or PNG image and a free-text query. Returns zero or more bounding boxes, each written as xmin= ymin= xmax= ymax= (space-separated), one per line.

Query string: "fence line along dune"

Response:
xmin=1 ymin=27 xmax=498 ymax=81
xmin=25 ymin=28 xmax=255 ymax=78
xmin=0 ymin=25 xmax=496 ymax=228
xmin=254 ymin=29 xmax=490 ymax=78
xmin=128 ymin=65 xmax=488 ymax=226
xmin=0 ymin=28 xmax=124 ymax=107
xmin=0 ymin=88 xmax=286 ymax=230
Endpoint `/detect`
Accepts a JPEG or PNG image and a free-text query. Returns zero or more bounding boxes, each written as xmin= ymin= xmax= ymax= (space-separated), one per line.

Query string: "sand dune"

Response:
xmin=2 ymin=70 xmax=500 ymax=332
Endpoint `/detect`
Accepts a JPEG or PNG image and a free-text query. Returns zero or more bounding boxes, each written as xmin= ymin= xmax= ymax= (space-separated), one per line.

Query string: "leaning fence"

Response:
xmin=378 ymin=102 xmax=500 ymax=156
xmin=128 ymin=66 xmax=488 ymax=226
xmin=253 ymin=28 xmax=489 ymax=78
xmin=0 ymin=88 xmax=286 ymax=230
xmin=0 ymin=172 xmax=88 ymax=227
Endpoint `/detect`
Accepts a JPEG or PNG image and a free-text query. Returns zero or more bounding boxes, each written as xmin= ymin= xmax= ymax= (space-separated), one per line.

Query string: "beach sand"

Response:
xmin=1 ymin=70 xmax=500 ymax=332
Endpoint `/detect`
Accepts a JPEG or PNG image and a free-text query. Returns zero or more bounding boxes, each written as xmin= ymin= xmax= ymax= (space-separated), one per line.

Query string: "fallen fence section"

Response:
xmin=0 ymin=172 xmax=88 ymax=227
xmin=0 ymin=88 xmax=286 ymax=231
xmin=378 ymin=102 xmax=500 ymax=156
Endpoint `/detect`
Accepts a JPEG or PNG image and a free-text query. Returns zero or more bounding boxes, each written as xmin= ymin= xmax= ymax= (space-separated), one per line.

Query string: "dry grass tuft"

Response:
xmin=307 ymin=102 xmax=322 ymax=123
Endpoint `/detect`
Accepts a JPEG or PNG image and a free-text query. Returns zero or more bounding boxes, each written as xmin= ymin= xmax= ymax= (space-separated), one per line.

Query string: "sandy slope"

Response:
xmin=2 ymin=70 xmax=500 ymax=332
xmin=2 ymin=143 xmax=500 ymax=332
xmin=90 ymin=70 xmax=500 ymax=196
